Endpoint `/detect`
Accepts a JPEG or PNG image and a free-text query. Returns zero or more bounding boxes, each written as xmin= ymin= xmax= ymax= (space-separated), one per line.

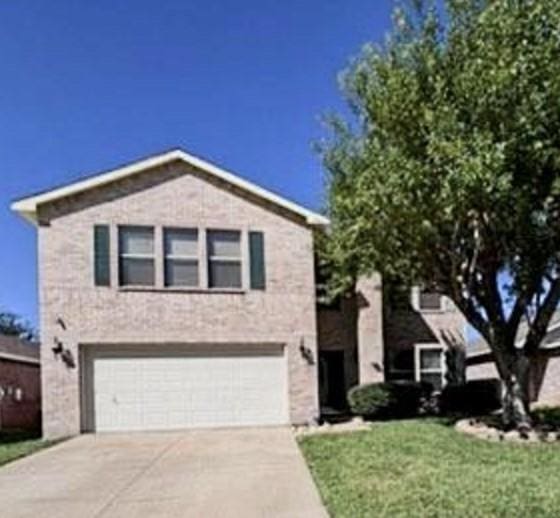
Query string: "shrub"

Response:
xmin=439 ymin=379 xmax=501 ymax=415
xmin=347 ymin=381 xmax=425 ymax=419
xmin=532 ymin=406 xmax=560 ymax=430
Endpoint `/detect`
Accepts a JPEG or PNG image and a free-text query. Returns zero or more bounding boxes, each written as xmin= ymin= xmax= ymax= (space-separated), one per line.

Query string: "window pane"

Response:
xmin=419 ymin=291 xmax=442 ymax=310
xmin=164 ymin=229 xmax=198 ymax=257
xmin=421 ymin=372 xmax=443 ymax=392
xmin=119 ymin=226 xmax=154 ymax=255
xmin=119 ymin=257 xmax=154 ymax=286
xmin=165 ymin=259 xmax=199 ymax=287
xmin=207 ymin=230 xmax=241 ymax=257
xmin=209 ymin=261 xmax=241 ymax=288
xmin=420 ymin=349 xmax=443 ymax=370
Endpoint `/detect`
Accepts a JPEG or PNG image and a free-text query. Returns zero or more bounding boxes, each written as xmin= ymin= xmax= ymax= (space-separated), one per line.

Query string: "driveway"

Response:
xmin=0 ymin=427 xmax=328 ymax=518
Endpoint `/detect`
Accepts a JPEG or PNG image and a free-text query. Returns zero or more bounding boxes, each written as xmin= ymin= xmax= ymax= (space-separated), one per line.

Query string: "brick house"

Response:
xmin=467 ymin=311 xmax=560 ymax=406
xmin=0 ymin=335 xmax=41 ymax=431
xmin=12 ymin=149 xmax=465 ymax=439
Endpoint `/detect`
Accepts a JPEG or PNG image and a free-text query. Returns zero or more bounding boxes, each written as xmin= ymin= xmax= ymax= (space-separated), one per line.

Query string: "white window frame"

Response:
xmin=414 ymin=344 xmax=446 ymax=390
xmin=207 ymin=229 xmax=243 ymax=289
xmin=163 ymin=227 xmax=199 ymax=288
xmin=118 ymin=225 xmax=156 ymax=287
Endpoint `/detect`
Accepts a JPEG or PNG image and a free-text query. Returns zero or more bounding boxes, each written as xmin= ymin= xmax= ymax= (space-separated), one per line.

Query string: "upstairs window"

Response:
xmin=207 ymin=230 xmax=242 ymax=289
xmin=118 ymin=226 xmax=155 ymax=286
xmin=418 ymin=289 xmax=444 ymax=311
xmin=164 ymin=228 xmax=199 ymax=287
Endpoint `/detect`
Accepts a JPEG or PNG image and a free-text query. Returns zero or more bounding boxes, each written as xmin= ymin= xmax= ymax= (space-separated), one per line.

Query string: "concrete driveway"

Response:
xmin=0 ymin=427 xmax=327 ymax=518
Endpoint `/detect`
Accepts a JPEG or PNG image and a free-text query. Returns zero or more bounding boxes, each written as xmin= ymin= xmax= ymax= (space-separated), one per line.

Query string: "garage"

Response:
xmin=81 ymin=345 xmax=289 ymax=432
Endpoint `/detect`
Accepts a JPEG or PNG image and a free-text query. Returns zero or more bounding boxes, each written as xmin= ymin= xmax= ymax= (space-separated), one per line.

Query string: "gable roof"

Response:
xmin=0 ymin=335 xmax=40 ymax=365
xmin=467 ymin=309 xmax=560 ymax=361
xmin=11 ymin=148 xmax=330 ymax=226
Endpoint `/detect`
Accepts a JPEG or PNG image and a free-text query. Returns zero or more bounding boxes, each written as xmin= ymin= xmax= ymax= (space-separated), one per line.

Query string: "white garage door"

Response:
xmin=87 ymin=346 xmax=288 ymax=432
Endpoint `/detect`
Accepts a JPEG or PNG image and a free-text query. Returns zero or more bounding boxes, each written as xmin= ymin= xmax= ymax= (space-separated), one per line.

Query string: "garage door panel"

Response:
xmin=89 ymin=346 xmax=288 ymax=432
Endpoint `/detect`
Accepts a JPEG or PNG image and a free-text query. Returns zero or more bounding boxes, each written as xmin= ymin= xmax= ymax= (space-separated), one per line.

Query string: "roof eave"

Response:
xmin=10 ymin=149 xmax=330 ymax=228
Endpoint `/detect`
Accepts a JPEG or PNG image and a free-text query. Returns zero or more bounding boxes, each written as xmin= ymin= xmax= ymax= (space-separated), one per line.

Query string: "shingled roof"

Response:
xmin=0 ymin=335 xmax=40 ymax=364
xmin=467 ymin=310 xmax=560 ymax=362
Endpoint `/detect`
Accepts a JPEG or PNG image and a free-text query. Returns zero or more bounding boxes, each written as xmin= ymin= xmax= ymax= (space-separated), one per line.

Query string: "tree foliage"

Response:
xmin=0 ymin=311 xmax=37 ymax=341
xmin=322 ymin=0 xmax=560 ymax=427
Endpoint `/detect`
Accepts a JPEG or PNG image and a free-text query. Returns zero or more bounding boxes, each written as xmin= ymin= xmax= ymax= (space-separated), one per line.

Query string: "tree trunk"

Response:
xmin=500 ymin=353 xmax=532 ymax=432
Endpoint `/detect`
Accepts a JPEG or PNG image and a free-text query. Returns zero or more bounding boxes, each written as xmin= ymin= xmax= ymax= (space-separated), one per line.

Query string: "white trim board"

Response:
xmin=11 ymin=149 xmax=330 ymax=227
xmin=0 ymin=352 xmax=40 ymax=365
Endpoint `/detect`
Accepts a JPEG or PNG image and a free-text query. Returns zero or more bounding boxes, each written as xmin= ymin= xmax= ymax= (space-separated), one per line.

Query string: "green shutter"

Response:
xmin=249 ymin=231 xmax=266 ymax=290
xmin=94 ymin=225 xmax=111 ymax=286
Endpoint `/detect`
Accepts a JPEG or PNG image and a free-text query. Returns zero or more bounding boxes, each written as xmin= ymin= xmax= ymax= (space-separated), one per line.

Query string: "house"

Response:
xmin=317 ymin=280 xmax=466 ymax=412
xmin=467 ymin=312 xmax=560 ymax=406
xmin=12 ymin=149 xmax=465 ymax=439
xmin=0 ymin=335 xmax=41 ymax=431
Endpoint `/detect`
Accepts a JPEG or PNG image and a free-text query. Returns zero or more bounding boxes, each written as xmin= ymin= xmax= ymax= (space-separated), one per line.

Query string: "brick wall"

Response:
xmin=384 ymin=293 xmax=466 ymax=383
xmin=468 ymin=352 xmax=560 ymax=405
xmin=0 ymin=359 xmax=41 ymax=431
xmin=37 ymin=161 xmax=319 ymax=438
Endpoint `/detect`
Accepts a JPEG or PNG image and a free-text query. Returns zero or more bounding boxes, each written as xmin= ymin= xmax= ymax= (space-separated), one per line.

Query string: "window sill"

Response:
xmin=417 ymin=306 xmax=447 ymax=314
xmin=118 ymin=286 xmax=246 ymax=295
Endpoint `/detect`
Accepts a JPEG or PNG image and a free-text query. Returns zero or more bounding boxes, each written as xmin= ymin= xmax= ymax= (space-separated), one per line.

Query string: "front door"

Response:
xmin=319 ymin=350 xmax=347 ymax=410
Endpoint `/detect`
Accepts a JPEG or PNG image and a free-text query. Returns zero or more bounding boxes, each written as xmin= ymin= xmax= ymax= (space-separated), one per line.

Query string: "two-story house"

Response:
xmin=12 ymin=149 xmax=465 ymax=439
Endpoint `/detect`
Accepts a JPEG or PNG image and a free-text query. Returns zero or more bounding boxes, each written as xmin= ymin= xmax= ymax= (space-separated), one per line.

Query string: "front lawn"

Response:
xmin=0 ymin=431 xmax=52 ymax=467
xmin=299 ymin=420 xmax=560 ymax=517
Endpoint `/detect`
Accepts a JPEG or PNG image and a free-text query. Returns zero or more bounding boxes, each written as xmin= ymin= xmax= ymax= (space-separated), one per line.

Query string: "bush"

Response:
xmin=347 ymin=381 xmax=426 ymax=419
xmin=440 ymin=379 xmax=501 ymax=415
xmin=532 ymin=406 xmax=560 ymax=429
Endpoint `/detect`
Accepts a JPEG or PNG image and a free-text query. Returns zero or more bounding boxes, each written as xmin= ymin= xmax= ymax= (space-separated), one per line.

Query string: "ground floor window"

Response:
xmin=415 ymin=344 xmax=445 ymax=391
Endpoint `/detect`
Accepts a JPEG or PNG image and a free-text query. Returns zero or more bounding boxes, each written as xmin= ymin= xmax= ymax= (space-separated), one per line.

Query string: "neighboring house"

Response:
xmin=317 ymin=280 xmax=466 ymax=412
xmin=12 ymin=149 xmax=465 ymax=439
xmin=467 ymin=311 xmax=560 ymax=406
xmin=0 ymin=335 xmax=41 ymax=431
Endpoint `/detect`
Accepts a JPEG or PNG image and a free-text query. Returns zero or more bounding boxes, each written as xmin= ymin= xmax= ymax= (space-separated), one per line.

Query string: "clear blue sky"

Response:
xmin=0 ymin=0 xmax=396 ymax=327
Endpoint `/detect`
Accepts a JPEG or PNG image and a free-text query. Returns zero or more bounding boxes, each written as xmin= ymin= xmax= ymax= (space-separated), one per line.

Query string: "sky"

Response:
xmin=0 ymin=0 xmax=397 ymax=327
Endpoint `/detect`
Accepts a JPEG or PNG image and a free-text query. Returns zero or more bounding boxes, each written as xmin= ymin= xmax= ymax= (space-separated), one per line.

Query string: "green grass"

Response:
xmin=0 ymin=431 xmax=54 ymax=467
xmin=299 ymin=419 xmax=560 ymax=517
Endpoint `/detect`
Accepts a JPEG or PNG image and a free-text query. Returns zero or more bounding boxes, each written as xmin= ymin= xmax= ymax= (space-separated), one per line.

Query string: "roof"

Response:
xmin=0 ymin=335 xmax=40 ymax=365
xmin=467 ymin=309 xmax=560 ymax=360
xmin=11 ymin=148 xmax=330 ymax=226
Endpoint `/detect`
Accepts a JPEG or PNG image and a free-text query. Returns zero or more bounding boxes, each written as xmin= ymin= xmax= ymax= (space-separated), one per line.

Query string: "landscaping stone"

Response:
xmin=455 ymin=417 xmax=560 ymax=443
xmin=293 ymin=416 xmax=371 ymax=437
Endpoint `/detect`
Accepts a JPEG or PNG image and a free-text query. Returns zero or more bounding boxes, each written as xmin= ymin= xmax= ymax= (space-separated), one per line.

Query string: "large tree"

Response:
xmin=0 ymin=311 xmax=36 ymax=341
xmin=321 ymin=0 xmax=560 ymax=429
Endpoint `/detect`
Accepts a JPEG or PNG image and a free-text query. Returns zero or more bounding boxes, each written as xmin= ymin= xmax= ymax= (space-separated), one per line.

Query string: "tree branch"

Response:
xmin=524 ymin=277 xmax=560 ymax=354
xmin=454 ymin=295 xmax=492 ymax=345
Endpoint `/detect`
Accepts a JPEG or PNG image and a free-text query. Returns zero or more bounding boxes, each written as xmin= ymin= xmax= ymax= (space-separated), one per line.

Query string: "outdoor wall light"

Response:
xmin=56 ymin=317 xmax=67 ymax=330
xmin=52 ymin=337 xmax=63 ymax=355
xmin=299 ymin=338 xmax=315 ymax=365
xmin=52 ymin=337 xmax=75 ymax=368
xmin=61 ymin=349 xmax=76 ymax=369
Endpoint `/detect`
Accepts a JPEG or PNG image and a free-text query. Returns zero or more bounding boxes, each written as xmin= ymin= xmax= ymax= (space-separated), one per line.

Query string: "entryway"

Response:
xmin=319 ymin=350 xmax=347 ymax=410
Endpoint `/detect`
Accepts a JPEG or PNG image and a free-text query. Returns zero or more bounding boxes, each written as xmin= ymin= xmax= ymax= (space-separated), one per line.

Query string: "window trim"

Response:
xmin=414 ymin=344 xmax=446 ymax=390
xmin=118 ymin=225 xmax=156 ymax=287
xmin=163 ymin=227 xmax=200 ymax=288
xmin=412 ymin=286 xmax=445 ymax=312
xmin=206 ymin=229 xmax=243 ymax=290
